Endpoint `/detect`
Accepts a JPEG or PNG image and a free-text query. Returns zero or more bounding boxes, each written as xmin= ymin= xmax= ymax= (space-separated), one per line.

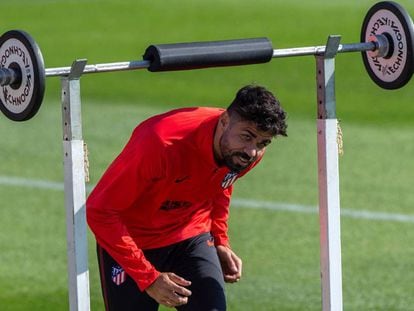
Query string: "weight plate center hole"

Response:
xmin=382 ymin=32 xmax=395 ymax=59
xmin=8 ymin=62 xmax=22 ymax=90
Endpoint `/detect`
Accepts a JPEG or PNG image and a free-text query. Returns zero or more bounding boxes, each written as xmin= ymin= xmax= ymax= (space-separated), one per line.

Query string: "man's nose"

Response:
xmin=244 ymin=144 xmax=257 ymax=159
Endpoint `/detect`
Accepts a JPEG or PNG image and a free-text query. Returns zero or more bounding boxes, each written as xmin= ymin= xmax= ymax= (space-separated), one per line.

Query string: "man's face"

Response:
xmin=217 ymin=115 xmax=273 ymax=172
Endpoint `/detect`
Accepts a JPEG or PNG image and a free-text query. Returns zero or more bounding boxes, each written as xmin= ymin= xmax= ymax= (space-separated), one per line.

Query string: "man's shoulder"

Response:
xmin=159 ymin=107 xmax=224 ymax=120
xmin=126 ymin=107 xmax=220 ymax=151
xmin=141 ymin=107 xmax=223 ymax=136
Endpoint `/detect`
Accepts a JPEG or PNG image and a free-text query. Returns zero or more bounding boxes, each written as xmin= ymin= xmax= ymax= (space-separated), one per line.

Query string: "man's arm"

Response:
xmin=210 ymin=186 xmax=233 ymax=248
xmin=210 ymin=186 xmax=242 ymax=282
xmin=86 ymin=146 xmax=162 ymax=291
xmin=86 ymin=129 xmax=170 ymax=289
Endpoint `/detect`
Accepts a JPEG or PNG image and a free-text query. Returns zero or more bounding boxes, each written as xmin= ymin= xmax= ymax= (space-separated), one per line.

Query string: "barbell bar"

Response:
xmin=0 ymin=1 xmax=413 ymax=121
xmin=0 ymin=40 xmax=381 ymax=81
xmin=45 ymin=40 xmax=381 ymax=75
xmin=27 ymin=40 xmax=383 ymax=78
xmin=0 ymin=41 xmax=379 ymax=82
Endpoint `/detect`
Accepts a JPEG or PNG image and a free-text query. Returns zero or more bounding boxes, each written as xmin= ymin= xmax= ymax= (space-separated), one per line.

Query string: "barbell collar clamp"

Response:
xmin=367 ymin=34 xmax=390 ymax=58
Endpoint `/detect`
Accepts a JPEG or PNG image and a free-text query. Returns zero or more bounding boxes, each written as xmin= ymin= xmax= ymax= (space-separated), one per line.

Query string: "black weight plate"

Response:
xmin=0 ymin=30 xmax=45 ymax=121
xmin=361 ymin=1 xmax=414 ymax=89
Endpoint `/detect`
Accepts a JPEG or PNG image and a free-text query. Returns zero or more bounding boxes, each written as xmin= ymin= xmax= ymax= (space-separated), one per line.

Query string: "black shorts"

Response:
xmin=97 ymin=232 xmax=226 ymax=311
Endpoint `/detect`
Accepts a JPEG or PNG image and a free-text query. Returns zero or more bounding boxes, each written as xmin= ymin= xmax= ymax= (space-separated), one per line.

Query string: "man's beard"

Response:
xmin=220 ymin=135 xmax=254 ymax=172
xmin=218 ymin=129 xmax=255 ymax=172
xmin=221 ymin=151 xmax=253 ymax=172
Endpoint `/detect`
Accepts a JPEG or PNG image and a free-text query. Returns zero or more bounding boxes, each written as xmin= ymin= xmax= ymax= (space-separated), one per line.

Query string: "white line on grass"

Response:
xmin=1 ymin=175 xmax=414 ymax=224
xmin=231 ymin=198 xmax=414 ymax=223
xmin=0 ymin=175 xmax=64 ymax=191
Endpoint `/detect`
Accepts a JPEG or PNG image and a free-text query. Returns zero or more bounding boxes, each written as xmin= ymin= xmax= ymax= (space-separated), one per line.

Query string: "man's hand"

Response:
xmin=216 ymin=245 xmax=242 ymax=283
xmin=145 ymin=272 xmax=192 ymax=308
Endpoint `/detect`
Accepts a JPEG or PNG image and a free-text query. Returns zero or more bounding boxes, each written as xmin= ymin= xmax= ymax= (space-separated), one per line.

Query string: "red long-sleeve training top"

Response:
xmin=86 ymin=107 xmax=261 ymax=291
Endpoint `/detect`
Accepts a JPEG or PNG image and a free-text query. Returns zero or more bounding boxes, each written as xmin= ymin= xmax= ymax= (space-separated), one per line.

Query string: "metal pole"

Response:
xmin=316 ymin=35 xmax=343 ymax=311
xmin=61 ymin=59 xmax=90 ymax=311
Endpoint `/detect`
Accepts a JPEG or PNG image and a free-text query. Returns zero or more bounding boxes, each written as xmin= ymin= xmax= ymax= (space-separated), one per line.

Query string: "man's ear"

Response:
xmin=219 ymin=111 xmax=230 ymax=129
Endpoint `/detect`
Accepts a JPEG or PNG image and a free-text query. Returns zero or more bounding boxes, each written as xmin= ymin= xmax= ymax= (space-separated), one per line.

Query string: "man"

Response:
xmin=86 ymin=85 xmax=287 ymax=310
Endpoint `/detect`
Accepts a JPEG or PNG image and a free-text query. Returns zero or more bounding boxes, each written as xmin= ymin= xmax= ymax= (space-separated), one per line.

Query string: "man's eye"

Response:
xmin=258 ymin=141 xmax=271 ymax=149
xmin=241 ymin=134 xmax=251 ymax=141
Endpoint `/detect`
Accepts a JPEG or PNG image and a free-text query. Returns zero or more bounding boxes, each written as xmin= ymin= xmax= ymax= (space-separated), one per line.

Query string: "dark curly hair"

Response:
xmin=227 ymin=85 xmax=287 ymax=137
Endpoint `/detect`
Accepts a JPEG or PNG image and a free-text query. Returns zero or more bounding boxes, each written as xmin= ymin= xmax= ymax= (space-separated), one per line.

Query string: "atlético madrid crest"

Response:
xmin=111 ymin=265 xmax=126 ymax=286
xmin=221 ymin=171 xmax=238 ymax=189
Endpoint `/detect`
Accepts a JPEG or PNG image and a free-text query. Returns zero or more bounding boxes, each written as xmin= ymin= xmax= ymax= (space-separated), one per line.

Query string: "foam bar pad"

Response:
xmin=143 ymin=37 xmax=273 ymax=72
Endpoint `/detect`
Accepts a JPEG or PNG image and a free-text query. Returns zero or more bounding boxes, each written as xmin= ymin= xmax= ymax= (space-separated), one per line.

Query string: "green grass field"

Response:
xmin=1 ymin=0 xmax=414 ymax=310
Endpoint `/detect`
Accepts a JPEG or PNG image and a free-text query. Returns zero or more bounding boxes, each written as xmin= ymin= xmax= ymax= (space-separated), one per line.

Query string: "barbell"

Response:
xmin=0 ymin=1 xmax=413 ymax=122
